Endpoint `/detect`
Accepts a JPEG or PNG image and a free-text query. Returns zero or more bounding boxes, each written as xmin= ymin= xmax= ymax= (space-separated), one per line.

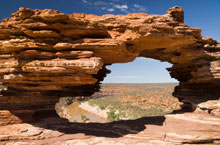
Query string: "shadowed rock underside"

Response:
xmin=0 ymin=6 xmax=220 ymax=144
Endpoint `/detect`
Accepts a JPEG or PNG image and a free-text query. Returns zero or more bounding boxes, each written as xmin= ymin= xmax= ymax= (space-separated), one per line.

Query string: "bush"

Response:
xmin=81 ymin=114 xmax=90 ymax=123
xmin=107 ymin=109 xmax=120 ymax=122
xmin=107 ymin=108 xmax=126 ymax=122
xmin=99 ymin=104 xmax=106 ymax=110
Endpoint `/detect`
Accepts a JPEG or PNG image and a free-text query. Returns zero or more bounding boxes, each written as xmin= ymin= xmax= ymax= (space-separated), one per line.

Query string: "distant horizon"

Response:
xmin=102 ymin=82 xmax=179 ymax=84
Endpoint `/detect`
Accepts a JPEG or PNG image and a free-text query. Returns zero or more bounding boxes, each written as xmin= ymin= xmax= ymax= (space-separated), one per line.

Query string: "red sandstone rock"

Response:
xmin=0 ymin=6 xmax=219 ymax=144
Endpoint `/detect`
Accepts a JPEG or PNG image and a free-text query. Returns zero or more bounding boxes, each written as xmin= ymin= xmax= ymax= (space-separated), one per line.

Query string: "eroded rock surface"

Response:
xmin=0 ymin=6 xmax=220 ymax=144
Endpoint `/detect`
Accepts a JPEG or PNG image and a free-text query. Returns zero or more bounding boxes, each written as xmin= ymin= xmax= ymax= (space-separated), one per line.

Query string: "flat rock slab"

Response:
xmin=0 ymin=112 xmax=219 ymax=144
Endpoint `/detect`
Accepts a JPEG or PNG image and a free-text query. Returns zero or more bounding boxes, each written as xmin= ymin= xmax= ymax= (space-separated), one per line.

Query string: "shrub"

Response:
xmin=107 ymin=108 xmax=126 ymax=122
xmin=107 ymin=109 xmax=120 ymax=122
xmin=99 ymin=104 xmax=105 ymax=110
xmin=81 ymin=114 xmax=90 ymax=123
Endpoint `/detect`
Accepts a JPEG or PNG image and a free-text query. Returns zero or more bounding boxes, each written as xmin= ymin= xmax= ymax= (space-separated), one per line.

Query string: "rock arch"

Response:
xmin=0 ymin=6 xmax=220 ymax=143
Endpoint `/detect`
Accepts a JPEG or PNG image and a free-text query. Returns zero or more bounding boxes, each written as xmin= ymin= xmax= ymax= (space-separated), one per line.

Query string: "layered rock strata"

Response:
xmin=0 ymin=6 xmax=220 ymax=144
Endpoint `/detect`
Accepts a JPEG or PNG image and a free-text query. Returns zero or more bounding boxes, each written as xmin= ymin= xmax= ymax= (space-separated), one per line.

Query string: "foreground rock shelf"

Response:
xmin=0 ymin=112 xmax=220 ymax=145
xmin=0 ymin=6 xmax=220 ymax=144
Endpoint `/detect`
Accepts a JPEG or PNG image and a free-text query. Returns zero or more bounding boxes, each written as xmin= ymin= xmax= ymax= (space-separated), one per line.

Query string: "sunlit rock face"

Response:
xmin=0 ymin=6 xmax=220 ymax=144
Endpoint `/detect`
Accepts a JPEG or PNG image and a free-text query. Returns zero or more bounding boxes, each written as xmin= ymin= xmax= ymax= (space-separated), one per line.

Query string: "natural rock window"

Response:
xmin=55 ymin=58 xmax=181 ymax=123
xmin=0 ymin=6 xmax=219 ymax=144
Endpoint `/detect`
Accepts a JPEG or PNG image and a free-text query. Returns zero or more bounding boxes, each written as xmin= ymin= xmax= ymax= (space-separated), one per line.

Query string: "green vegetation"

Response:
xmin=63 ymin=83 xmax=179 ymax=122
xmin=80 ymin=114 xmax=90 ymax=123
xmin=107 ymin=108 xmax=126 ymax=122
xmin=99 ymin=104 xmax=106 ymax=110
xmin=87 ymin=83 xmax=179 ymax=121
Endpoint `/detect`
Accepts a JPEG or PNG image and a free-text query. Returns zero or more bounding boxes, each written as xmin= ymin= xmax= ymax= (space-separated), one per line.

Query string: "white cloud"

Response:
xmin=134 ymin=4 xmax=141 ymax=8
xmin=81 ymin=0 xmax=147 ymax=13
xmin=107 ymin=8 xmax=115 ymax=12
xmin=114 ymin=4 xmax=128 ymax=10
xmin=82 ymin=0 xmax=88 ymax=3
xmin=132 ymin=4 xmax=147 ymax=12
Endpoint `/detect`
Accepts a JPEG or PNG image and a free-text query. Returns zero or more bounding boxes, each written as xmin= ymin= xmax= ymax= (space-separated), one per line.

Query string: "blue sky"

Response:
xmin=0 ymin=0 xmax=220 ymax=83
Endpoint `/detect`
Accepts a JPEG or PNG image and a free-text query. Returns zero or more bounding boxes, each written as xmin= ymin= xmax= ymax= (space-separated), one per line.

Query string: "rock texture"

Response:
xmin=0 ymin=112 xmax=219 ymax=145
xmin=0 ymin=6 xmax=220 ymax=144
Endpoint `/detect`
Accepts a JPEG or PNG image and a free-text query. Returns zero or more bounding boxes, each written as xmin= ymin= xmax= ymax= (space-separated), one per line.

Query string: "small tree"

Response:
xmin=107 ymin=109 xmax=120 ymax=122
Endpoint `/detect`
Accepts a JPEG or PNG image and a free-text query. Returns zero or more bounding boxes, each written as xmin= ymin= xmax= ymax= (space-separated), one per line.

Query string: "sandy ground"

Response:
xmin=79 ymin=102 xmax=110 ymax=119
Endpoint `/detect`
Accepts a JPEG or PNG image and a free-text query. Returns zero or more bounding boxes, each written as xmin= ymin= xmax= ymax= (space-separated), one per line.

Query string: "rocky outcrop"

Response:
xmin=0 ymin=112 xmax=219 ymax=144
xmin=0 ymin=6 xmax=220 ymax=144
